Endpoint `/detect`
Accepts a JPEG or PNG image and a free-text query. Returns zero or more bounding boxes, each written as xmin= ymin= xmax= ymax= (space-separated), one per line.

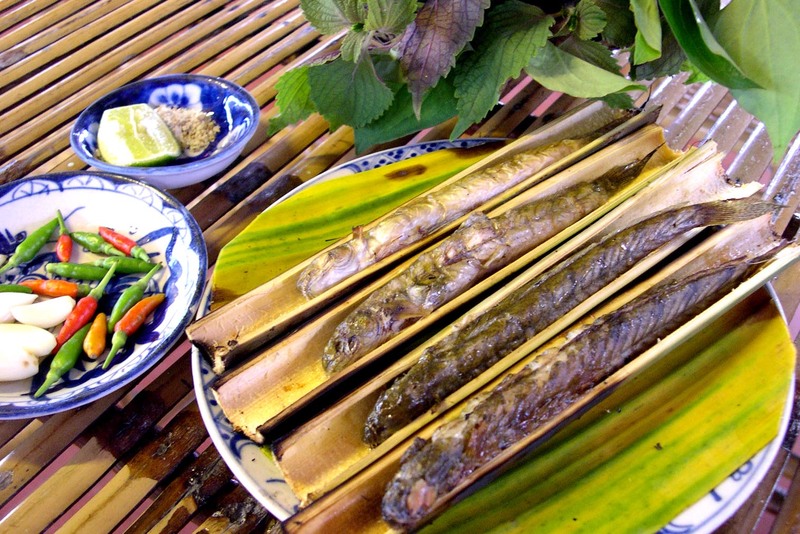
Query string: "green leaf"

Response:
xmin=526 ymin=42 xmax=645 ymax=98
xmin=364 ymin=0 xmax=417 ymax=34
xmin=659 ymin=0 xmax=758 ymax=89
xmin=307 ymin=56 xmax=394 ymax=129
xmin=631 ymin=0 xmax=662 ymax=64
xmin=354 ymin=78 xmax=459 ymax=153
xmin=711 ymin=0 xmax=800 ymax=162
xmin=300 ymin=0 xmax=364 ymax=34
xmin=596 ymin=0 xmax=636 ymax=47
xmin=452 ymin=0 xmax=553 ymax=138
xmin=575 ymin=0 xmax=607 ymax=40
xmin=341 ymin=28 xmax=369 ymax=62
xmin=397 ymin=0 xmax=491 ymax=114
xmin=268 ymin=65 xmax=315 ymax=135
xmin=630 ymin=23 xmax=687 ymax=80
xmin=559 ymin=35 xmax=620 ymax=73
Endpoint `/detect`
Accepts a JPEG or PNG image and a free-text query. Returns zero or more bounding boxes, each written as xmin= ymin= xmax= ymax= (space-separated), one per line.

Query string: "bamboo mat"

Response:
xmin=0 ymin=1 xmax=799 ymax=532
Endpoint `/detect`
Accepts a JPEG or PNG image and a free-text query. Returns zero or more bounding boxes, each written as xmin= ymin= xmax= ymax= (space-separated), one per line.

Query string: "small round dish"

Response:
xmin=70 ymin=74 xmax=260 ymax=189
xmin=0 ymin=172 xmax=207 ymax=418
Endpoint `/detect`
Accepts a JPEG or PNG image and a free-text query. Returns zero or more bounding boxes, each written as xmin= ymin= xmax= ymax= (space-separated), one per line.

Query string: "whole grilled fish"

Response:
xmin=381 ymin=253 xmax=773 ymax=530
xmin=364 ymin=197 xmax=776 ymax=446
xmin=296 ymin=139 xmax=588 ymax=298
xmin=322 ymin=155 xmax=653 ymax=373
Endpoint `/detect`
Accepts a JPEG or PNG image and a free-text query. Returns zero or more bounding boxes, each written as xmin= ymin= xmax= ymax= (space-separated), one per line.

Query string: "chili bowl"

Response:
xmin=70 ymin=74 xmax=260 ymax=189
xmin=0 ymin=172 xmax=206 ymax=418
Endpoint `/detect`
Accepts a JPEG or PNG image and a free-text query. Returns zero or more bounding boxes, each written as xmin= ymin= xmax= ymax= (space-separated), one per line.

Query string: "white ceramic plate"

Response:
xmin=191 ymin=140 xmax=792 ymax=529
xmin=0 ymin=172 xmax=206 ymax=418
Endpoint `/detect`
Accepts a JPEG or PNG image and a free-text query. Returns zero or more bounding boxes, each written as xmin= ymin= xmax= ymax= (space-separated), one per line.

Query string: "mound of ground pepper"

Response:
xmin=155 ymin=105 xmax=220 ymax=155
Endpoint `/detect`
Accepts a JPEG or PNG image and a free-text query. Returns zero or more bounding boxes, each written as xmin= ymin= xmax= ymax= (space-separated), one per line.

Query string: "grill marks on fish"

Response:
xmin=363 ymin=197 xmax=776 ymax=446
xmin=381 ymin=256 xmax=766 ymax=530
xmin=321 ymin=156 xmax=651 ymax=373
xmin=296 ymin=139 xmax=588 ymax=299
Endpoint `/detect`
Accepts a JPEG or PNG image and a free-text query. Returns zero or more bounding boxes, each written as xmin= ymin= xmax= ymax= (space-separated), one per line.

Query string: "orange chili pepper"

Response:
xmin=19 ymin=279 xmax=91 ymax=299
xmin=53 ymin=263 xmax=116 ymax=353
xmin=102 ymin=293 xmax=165 ymax=369
xmin=83 ymin=312 xmax=107 ymax=359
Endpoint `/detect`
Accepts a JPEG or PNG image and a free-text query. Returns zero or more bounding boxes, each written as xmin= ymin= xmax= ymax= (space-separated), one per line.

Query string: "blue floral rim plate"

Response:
xmin=191 ymin=139 xmax=791 ymax=529
xmin=0 ymin=172 xmax=207 ymax=418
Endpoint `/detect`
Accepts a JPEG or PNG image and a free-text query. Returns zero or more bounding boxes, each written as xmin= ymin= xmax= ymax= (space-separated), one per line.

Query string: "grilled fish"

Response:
xmin=381 ymin=253 xmax=774 ymax=530
xmin=322 ymin=155 xmax=653 ymax=373
xmin=364 ymin=197 xmax=776 ymax=446
xmin=296 ymin=139 xmax=588 ymax=298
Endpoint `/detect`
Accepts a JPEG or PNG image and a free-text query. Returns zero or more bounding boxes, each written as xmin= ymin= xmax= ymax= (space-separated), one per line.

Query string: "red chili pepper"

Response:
xmin=55 ymin=210 xmax=73 ymax=263
xmin=19 ymin=279 xmax=91 ymax=299
xmin=83 ymin=312 xmax=108 ymax=359
xmin=53 ymin=263 xmax=116 ymax=353
xmin=103 ymin=292 xmax=165 ymax=369
xmin=98 ymin=226 xmax=150 ymax=263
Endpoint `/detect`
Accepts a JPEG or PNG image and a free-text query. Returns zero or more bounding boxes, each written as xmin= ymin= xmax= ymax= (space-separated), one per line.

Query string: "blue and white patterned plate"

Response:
xmin=191 ymin=139 xmax=791 ymax=528
xmin=0 ymin=172 xmax=206 ymax=418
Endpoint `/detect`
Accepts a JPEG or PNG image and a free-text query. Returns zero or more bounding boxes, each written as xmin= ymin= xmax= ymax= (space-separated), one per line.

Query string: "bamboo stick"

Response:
xmin=124 ymin=446 xmax=233 ymax=534
xmin=0 ymin=390 xmax=122 ymax=507
xmin=55 ymin=402 xmax=207 ymax=533
xmin=0 ymin=0 xmax=96 ymax=57
xmin=152 ymin=1 xmax=304 ymax=78
xmin=0 ymin=0 xmax=160 ymax=86
xmin=189 ymin=484 xmax=275 ymax=533
xmin=0 ymin=357 xmax=194 ymax=532
xmin=0 ymin=0 xmax=59 ymax=34
xmin=0 ymin=0 xmax=199 ymax=119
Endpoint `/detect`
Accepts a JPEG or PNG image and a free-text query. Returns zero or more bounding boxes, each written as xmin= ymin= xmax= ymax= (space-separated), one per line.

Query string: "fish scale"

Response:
xmin=381 ymin=251 xmax=774 ymax=530
xmin=322 ymin=155 xmax=654 ymax=374
xmin=363 ymin=196 xmax=777 ymax=447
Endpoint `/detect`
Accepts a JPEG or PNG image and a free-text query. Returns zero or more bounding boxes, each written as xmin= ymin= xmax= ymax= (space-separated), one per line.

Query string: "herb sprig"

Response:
xmin=270 ymin=0 xmax=799 ymax=160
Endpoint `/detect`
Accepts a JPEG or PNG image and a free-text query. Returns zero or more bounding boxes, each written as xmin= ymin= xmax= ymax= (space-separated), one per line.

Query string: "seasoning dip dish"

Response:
xmin=70 ymin=74 xmax=260 ymax=189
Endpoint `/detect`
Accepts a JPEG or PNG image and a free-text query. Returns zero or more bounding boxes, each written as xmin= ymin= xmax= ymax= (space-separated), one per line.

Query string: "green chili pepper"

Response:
xmin=107 ymin=263 xmax=162 ymax=332
xmin=93 ymin=256 xmax=156 ymax=274
xmin=71 ymin=231 xmax=125 ymax=257
xmin=46 ymin=262 xmax=111 ymax=281
xmin=0 ymin=217 xmax=58 ymax=275
xmin=0 ymin=283 xmax=34 ymax=293
xmin=34 ymin=323 xmax=92 ymax=398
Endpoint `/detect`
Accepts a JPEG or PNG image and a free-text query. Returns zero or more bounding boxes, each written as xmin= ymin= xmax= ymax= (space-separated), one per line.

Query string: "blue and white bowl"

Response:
xmin=0 ymin=172 xmax=207 ymax=418
xmin=70 ymin=74 xmax=260 ymax=189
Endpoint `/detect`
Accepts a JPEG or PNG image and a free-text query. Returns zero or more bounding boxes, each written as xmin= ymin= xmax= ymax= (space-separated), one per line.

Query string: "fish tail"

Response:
xmin=695 ymin=196 xmax=777 ymax=227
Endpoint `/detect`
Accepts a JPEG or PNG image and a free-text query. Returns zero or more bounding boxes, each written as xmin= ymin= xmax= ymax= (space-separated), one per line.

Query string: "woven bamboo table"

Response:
xmin=1 ymin=1 xmax=798 ymax=532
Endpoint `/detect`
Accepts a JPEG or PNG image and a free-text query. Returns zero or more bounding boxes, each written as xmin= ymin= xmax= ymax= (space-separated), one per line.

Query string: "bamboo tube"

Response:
xmin=0 ymin=419 xmax=36 ymax=457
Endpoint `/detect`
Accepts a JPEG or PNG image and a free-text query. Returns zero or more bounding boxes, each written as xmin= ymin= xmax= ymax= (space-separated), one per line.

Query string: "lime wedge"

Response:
xmin=97 ymin=104 xmax=182 ymax=167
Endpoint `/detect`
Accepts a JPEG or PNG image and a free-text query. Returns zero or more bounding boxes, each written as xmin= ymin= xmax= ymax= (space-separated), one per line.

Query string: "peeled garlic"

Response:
xmin=0 ymin=323 xmax=57 ymax=357
xmin=11 ymin=295 xmax=76 ymax=329
xmin=0 ymin=345 xmax=39 ymax=381
xmin=0 ymin=293 xmax=38 ymax=323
